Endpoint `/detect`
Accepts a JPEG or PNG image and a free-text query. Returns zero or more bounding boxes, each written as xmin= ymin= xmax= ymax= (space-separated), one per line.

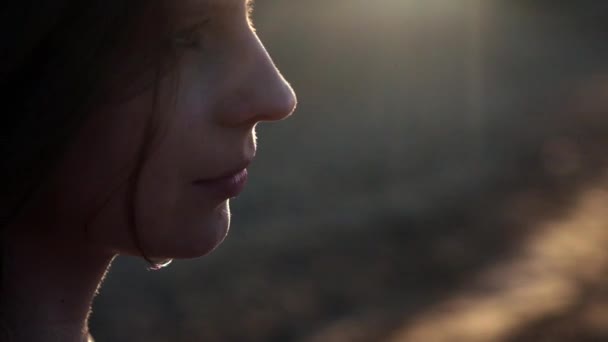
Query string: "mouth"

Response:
xmin=193 ymin=161 xmax=251 ymax=199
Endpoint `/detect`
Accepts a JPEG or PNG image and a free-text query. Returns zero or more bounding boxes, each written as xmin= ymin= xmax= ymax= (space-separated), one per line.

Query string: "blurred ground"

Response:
xmin=90 ymin=1 xmax=608 ymax=341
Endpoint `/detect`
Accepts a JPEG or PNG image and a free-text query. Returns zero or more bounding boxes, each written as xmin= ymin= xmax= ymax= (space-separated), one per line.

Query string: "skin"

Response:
xmin=1 ymin=0 xmax=297 ymax=341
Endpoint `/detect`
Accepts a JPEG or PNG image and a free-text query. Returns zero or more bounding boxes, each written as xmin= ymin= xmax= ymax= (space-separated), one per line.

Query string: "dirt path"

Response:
xmin=385 ymin=180 xmax=608 ymax=342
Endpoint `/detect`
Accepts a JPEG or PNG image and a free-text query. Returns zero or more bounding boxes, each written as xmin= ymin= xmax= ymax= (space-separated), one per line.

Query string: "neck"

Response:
xmin=1 ymin=228 xmax=114 ymax=342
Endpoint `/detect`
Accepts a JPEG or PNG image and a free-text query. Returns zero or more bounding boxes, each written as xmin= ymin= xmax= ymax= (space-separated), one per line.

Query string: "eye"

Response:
xmin=173 ymin=20 xmax=211 ymax=49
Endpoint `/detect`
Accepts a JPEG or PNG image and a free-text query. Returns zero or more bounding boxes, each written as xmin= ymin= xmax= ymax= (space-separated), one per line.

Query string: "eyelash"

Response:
xmin=173 ymin=1 xmax=256 ymax=50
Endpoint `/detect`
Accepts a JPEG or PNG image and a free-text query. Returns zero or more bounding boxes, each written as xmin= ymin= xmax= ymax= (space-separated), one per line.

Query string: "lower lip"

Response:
xmin=193 ymin=169 xmax=249 ymax=199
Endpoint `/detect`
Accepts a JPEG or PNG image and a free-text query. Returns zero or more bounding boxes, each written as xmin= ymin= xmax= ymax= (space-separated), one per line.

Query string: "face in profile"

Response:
xmin=22 ymin=0 xmax=297 ymax=260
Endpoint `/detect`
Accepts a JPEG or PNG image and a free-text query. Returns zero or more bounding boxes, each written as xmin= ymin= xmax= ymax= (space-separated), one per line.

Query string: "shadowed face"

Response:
xmin=22 ymin=0 xmax=297 ymax=259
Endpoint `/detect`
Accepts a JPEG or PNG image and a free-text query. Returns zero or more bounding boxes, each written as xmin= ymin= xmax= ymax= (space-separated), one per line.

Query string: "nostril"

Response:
xmin=216 ymin=83 xmax=297 ymax=127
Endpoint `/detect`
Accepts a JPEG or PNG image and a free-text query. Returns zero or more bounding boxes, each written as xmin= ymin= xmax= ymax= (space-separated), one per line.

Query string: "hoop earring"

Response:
xmin=147 ymin=258 xmax=173 ymax=271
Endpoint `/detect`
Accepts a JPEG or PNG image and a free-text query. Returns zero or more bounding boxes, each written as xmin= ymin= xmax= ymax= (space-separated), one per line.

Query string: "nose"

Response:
xmin=215 ymin=33 xmax=297 ymax=127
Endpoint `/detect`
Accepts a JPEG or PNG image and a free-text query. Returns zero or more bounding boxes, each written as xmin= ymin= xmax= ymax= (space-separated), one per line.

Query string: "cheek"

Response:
xmin=78 ymin=90 xmax=229 ymax=258
xmin=26 ymin=66 xmax=231 ymax=258
xmin=121 ymin=153 xmax=231 ymax=259
xmin=21 ymin=98 xmax=148 ymax=234
xmin=83 ymin=175 xmax=230 ymax=259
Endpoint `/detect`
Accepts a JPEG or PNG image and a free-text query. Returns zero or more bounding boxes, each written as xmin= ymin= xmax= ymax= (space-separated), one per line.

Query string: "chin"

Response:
xmin=137 ymin=200 xmax=232 ymax=260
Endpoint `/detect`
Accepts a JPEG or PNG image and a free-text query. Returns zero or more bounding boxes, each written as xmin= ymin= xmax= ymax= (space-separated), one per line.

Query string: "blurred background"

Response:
xmin=90 ymin=1 xmax=608 ymax=341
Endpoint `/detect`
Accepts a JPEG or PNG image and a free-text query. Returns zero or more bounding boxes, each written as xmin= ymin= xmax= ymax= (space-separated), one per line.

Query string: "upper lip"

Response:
xmin=193 ymin=159 xmax=252 ymax=183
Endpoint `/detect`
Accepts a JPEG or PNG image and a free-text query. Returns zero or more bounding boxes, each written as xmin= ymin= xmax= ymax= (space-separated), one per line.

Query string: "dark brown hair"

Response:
xmin=0 ymin=0 xmax=178 ymax=294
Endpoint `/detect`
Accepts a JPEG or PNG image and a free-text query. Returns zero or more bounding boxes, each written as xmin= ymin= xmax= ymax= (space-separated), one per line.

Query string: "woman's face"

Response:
xmin=23 ymin=0 xmax=296 ymax=259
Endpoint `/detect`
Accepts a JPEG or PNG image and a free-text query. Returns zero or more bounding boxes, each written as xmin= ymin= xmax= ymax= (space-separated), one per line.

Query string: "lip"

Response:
xmin=193 ymin=164 xmax=250 ymax=199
